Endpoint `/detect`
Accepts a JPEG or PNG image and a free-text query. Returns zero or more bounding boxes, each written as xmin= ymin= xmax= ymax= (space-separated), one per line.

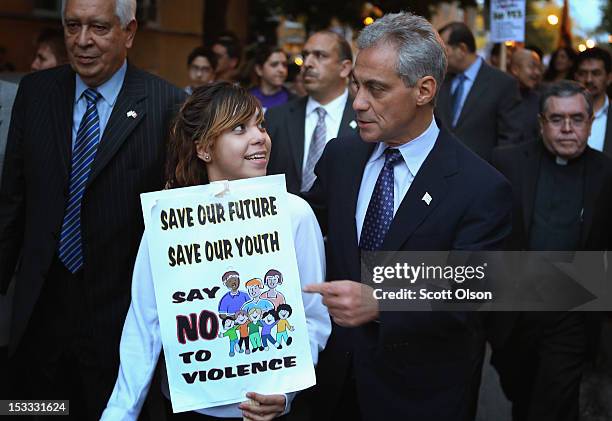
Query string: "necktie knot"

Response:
xmin=315 ymin=107 xmax=326 ymax=121
xmin=384 ymin=148 xmax=402 ymax=168
xmin=83 ymin=88 xmax=101 ymax=105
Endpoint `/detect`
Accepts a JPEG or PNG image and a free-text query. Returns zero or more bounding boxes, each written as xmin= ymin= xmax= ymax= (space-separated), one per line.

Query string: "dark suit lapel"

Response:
xmin=88 ymin=64 xmax=147 ymax=185
xmin=343 ymin=138 xmax=376 ymax=279
xmin=337 ymin=96 xmax=357 ymax=138
xmin=285 ymin=97 xmax=307 ymax=182
xmin=580 ymin=148 xmax=602 ymax=246
xmin=50 ymin=65 xmax=76 ymax=180
xmin=381 ymin=128 xmax=457 ymax=251
xmin=455 ymin=62 xmax=492 ymax=128
xmin=520 ymin=142 xmax=542 ymax=236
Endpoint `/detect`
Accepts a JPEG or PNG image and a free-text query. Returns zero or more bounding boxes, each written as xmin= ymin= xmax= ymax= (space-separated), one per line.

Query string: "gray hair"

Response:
xmin=539 ymin=80 xmax=593 ymax=117
xmin=62 ymin=0 xmax=137 ymax=29
xmin=357 ymin=11 xmax=447 ymax=97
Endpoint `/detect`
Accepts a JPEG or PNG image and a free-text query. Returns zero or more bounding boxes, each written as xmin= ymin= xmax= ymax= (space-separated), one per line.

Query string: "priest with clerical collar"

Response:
xmin=489 ymin=80 xmax=612 ymax=421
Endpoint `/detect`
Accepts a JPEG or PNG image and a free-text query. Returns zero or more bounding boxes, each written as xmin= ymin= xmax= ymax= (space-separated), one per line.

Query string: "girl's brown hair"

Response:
xmin=165 ymin=81 xmax=264 ymax=188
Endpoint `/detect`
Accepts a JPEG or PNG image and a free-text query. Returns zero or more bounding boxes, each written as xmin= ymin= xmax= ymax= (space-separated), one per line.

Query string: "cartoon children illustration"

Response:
xmin=261 ymin=310 xmax=279 ymax=351
xmin=218 ymin=315 xmax=239 ymax=357
xmin=235 ymin=310 xmax=250 ymax=355
xmin=260 ymin=269 xmax=286 ymax=309
xmin=218 ymin=270 xmax=249 ymax=315
xmin=247 ymin=308 xmax=264 ymax=353
xmin=241 ymin=278 xmax=274 ymax=312
xmin=276 ymin=304 xmax=294 ymax=348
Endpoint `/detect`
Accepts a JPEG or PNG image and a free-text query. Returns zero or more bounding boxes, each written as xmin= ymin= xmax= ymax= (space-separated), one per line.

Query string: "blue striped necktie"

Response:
xmin=359 ymin=149 xmax=403 ymax=251
xmin=58 ymin=88 xmax=102 ymax=273
xmin=451 ymin=73 xmax=467 ymax=127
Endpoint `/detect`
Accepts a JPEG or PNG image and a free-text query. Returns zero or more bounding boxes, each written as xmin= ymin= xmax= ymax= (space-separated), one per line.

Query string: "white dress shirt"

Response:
xmin=356 ymin=118 xmax=440 ymax=242
xmin=101 ymin=193 xmax=331 ymax=420
xmin=587 ymin=95 xmax=609 ymax=152
xmin=302 ymin=89 xmax=349 ymax=172
xmin=450 ymin=56 xmax=482 ymax=126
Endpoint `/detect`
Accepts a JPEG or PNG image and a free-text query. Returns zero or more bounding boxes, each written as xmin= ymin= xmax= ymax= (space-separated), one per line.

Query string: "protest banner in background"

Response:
xmin=490 ymin=0 xmax=526 ymax=42
xmin=140 ymin=175 xmax=315 ymax=413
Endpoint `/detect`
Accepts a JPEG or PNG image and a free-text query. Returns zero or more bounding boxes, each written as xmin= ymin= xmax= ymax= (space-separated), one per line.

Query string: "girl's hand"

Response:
xmin=238 ymin=392 xmax=286 ymax=420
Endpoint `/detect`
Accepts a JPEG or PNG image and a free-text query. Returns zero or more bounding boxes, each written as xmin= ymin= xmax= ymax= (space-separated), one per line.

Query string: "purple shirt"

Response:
xmin=218 ymin=291 xmax=249 ymax=314
xmin=249 ymin=87 xmax=290 ymax=111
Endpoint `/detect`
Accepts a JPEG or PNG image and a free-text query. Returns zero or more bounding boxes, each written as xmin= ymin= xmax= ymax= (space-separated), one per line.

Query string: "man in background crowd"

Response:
xmin=436 ymin=22 xmax=522 ymax=161
xmin=212 ymin=34 xmax=241 ymax=83
xmin=266 ymin=30 xmax=355 ymax=194
xmin=574 ymin=47 xmax=612 ymax=155
xmin=184 ymin=46 xmax=216 ymax=95
xmin=31 ymin=28 xmax=68 ymax=72
xmin=509 ymin=48 xmax=543 ymax=142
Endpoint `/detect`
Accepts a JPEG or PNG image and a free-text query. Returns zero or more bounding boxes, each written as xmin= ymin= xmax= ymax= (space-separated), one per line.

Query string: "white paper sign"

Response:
xmin=140 ymin=175 xmax=316 ymax=413
xmin=490 ymin=0 xmax=526 ymax=42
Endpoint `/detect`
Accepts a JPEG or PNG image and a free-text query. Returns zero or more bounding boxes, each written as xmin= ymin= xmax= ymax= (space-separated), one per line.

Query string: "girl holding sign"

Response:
xmin=101 ymin=82 xmax=331 ymax=420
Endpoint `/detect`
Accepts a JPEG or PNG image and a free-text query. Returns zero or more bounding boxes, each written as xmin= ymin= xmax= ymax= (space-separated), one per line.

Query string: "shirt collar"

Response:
xmin=462 ymin=56 xmax=482 ymax=81
xmin=368 ymin=118 xmax=440 ymax=176
xmin=306 ymin=88 xmax=349 ymax=122
xmin=595 ymin=95 xmax=609 ymax=119
xmin=75 ymin=60 xmax=127 ymax=107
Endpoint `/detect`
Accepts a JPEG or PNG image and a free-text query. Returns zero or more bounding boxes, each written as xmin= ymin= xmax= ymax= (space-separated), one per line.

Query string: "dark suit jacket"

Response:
xmin=491 ymin=140 xmax=612 ymax=251
xmin=603 ymin=105 xmax=612 ymax=157
xmin=0 ymin=64 xmax=185 ymax=360
xmin=436 ymin=61 xmax=522 ymax=162
xmin=305 ymin=123 xmax=512 ymax=421
xmin=265 ymin=94 xmax=357 ymax=194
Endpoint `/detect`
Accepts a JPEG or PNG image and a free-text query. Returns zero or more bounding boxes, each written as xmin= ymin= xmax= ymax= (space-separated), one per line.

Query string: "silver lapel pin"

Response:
xmin=349 ymin=120 xmax=357 ymax=129
xmin=422 ymin=192 xmax=432 ymax=206
xmin=127 ymin=110 xmax=137 ymax=119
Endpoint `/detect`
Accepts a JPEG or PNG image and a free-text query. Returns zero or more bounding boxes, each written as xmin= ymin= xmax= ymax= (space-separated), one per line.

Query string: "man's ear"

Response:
xmin=339 ymin=59 xmax=353 ymax=79
xmin=255 ymin=64 xmax=263 ymax=78
xmin=415 ymin=76 xmax=437 ymax=107
xmin=124 ymin=19 xmax=138 ymax=49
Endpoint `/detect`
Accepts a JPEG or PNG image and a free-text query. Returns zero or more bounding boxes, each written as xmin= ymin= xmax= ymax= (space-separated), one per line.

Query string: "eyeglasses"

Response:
xmin=190 ymin=64 xmax=213 ymax=74
xmin=540 ymin=113 xmax=592 ymax=128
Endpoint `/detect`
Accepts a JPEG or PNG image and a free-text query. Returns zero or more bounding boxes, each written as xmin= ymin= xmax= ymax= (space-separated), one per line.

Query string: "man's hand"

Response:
xmin=303 ymin=281 xmax=379 ymax=327
xmin=238 ymin=392 xmax=286 ymax=421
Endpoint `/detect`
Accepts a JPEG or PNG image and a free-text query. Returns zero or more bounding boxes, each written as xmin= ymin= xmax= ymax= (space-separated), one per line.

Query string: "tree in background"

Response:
xmin=599 ymin=0 xmax=612 ymax=34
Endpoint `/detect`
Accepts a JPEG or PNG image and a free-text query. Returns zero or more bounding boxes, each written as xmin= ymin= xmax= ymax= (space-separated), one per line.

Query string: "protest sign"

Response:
xmin=490 ymin=0 xmax=526 ymax=42
xmin=140 ymin=175 xmax=315 ymax=413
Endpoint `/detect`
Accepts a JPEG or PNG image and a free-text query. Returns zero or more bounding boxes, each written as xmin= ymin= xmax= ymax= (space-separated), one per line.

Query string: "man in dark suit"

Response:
xmin=0 ymin=0 xmax=185 ymax=419
xmin=574 ymin=47 xmax=612 ymax=156
xmin=490 ymin=81 xmax=612 ymax=421
xmin=303 ymin=12 xmax=512 ymax=421
xmin=509 ymin=48 xmax=543 ymax=143
xmin=435 ymin=22 xmax=522 ymax=161
xmin=266 ymin=30 xmax=356 ymax=194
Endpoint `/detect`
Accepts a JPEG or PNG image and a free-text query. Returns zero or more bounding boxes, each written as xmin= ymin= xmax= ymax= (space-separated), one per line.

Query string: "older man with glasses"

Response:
xmin=489 ymin=80 xmax=612 ymax=421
